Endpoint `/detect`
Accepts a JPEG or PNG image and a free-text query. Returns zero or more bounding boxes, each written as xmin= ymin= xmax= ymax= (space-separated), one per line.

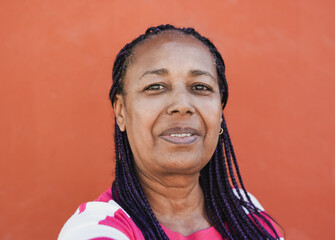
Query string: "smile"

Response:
xmin=160 ymin=127 xmax=200 ymax=145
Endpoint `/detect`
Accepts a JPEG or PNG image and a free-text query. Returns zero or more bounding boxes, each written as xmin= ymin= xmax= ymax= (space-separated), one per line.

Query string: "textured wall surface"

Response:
xmin=0 ymin=0 xmax=334 ymax=239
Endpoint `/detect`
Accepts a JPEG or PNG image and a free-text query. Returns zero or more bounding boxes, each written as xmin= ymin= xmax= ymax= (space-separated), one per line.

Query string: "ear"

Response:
xmin=219 ymin=108 xmax=223 ymax=123
xmin=113 ymin=94 xmax=126 ymax=132
xmin=221 ymin=102 xmax=225 ymax=110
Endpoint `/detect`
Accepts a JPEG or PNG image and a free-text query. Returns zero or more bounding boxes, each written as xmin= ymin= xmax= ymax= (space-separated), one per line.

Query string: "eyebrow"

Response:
xmin=139 ymin=68 xmax=216 ymax=81
xmin=189 ymin=70 xmax=216 ymax=80
xmin=140 ymin=68 xmax=168 ymax=79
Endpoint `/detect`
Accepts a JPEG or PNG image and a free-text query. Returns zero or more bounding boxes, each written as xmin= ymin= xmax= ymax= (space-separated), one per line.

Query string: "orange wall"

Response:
xmin=1 ymin=0 xmax=334 ymax=239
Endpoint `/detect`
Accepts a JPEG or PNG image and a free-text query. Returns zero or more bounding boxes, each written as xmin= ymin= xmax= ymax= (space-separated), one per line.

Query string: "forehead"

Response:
xmin=128 ymin=31 xmax=215 ymax=69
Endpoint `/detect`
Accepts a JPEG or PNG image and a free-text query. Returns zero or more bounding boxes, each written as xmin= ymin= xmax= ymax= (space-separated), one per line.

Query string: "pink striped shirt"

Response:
xmin=58 ymin=188 xmax=283 ymax=240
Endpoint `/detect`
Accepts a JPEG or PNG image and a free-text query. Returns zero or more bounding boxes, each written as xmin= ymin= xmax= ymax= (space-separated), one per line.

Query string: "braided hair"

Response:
xmin=109 ymin=24 xmax=280 ymax=240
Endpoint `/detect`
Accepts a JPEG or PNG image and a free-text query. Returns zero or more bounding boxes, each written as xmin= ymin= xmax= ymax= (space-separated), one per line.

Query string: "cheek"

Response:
xmin=126 ymin=96 xmax=165 ymax=144
xmin=197 ymin=98 xmax=222 ymax=129
xmin=200 ymin=100 xmax=222 ymax=149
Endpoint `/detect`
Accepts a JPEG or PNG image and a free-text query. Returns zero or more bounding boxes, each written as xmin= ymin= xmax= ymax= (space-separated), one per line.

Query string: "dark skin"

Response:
xmin=113 ymin=32 xmax=223 ymax=236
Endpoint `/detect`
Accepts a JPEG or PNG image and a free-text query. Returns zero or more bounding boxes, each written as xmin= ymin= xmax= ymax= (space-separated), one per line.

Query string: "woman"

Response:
xmin=58 ymin=24 xmax=283 ymax=240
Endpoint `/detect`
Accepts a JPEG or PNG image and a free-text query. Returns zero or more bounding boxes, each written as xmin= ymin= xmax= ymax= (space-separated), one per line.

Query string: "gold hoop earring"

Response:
xmin=219 ymin=128 xmax=223 ymax=135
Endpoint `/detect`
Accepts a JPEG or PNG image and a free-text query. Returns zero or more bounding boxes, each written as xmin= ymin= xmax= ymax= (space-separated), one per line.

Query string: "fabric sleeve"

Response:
xmin=58 ymin=201 xmax=144 ymax=240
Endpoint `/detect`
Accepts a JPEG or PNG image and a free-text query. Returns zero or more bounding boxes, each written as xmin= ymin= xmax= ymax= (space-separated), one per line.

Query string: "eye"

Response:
xmin=144 ymin=83 xmax=165 ymax=91
xmin=192 ymin=84 xmax=212 ymax=92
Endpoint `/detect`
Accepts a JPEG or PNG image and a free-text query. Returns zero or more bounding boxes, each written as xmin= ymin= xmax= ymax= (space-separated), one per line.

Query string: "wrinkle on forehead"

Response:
xmin=127 ymin=31 xmax=216 ymax=69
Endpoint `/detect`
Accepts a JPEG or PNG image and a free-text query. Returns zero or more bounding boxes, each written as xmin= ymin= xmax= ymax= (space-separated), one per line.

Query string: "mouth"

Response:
xmin=159 ymin=127 xmax=200 ymax=145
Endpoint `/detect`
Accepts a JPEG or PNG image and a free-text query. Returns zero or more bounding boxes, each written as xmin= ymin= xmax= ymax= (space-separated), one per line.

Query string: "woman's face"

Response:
xmin=114 ymin=32 xmax=222 ymax=178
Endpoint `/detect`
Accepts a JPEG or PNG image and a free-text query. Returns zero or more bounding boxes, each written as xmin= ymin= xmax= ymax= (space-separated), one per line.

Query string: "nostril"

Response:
xmin=167 ymin=105 xmax=195 ymax=115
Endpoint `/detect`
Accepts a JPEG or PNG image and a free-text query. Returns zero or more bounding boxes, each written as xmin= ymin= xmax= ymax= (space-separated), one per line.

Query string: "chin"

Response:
xmin=158 ymin=156 xmax=208 ymax=174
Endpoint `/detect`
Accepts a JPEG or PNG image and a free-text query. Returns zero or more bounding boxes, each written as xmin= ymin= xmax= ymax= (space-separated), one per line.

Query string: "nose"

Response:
xmin=166 ymin=87 xmax=195 ymax=115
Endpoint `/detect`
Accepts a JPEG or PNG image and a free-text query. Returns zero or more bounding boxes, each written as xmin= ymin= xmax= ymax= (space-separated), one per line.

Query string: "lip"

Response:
xmin=159 ymin=127 xmax=200 ymax=145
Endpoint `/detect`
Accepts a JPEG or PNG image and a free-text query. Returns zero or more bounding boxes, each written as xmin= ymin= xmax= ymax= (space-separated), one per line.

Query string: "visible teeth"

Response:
xmin=170 ymin=133 xmax=192 ymax=137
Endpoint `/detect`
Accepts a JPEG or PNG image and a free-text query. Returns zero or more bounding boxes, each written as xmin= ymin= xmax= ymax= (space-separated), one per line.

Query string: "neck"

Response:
xmin=136 ymin=168 xmax=211 ymax=236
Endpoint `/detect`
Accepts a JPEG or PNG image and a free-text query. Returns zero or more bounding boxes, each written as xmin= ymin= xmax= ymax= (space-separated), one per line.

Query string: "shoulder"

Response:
xmin=232 ymin=189 xmax=284 ymax=240
xmin=58 ymin=191 xmax=145 ymax=240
